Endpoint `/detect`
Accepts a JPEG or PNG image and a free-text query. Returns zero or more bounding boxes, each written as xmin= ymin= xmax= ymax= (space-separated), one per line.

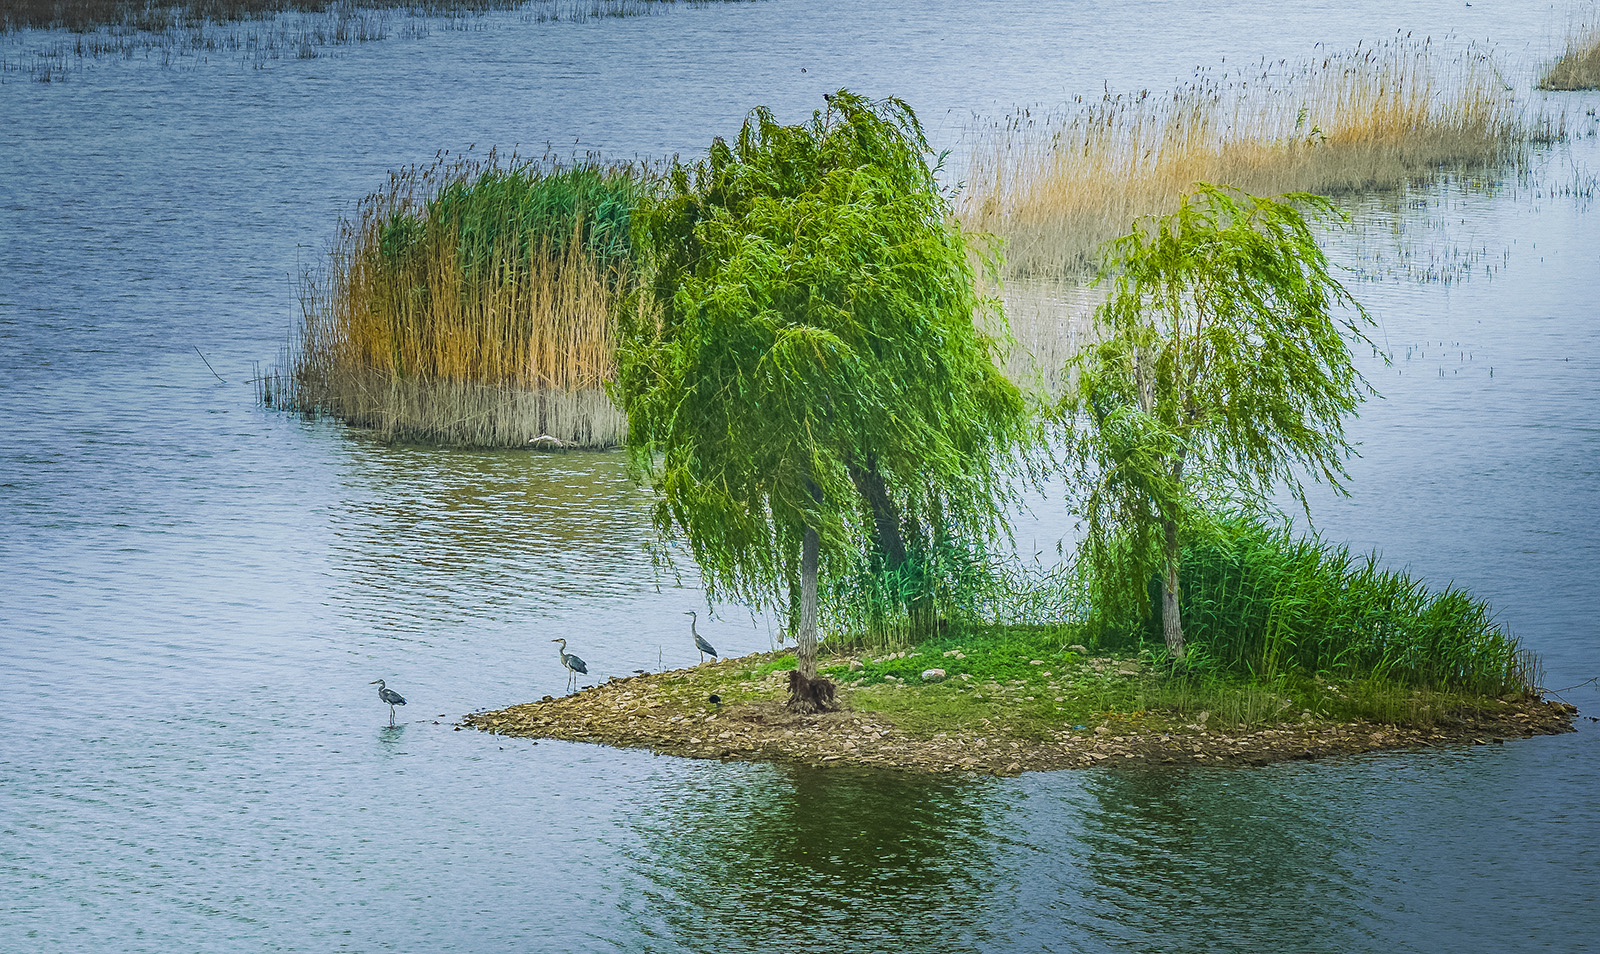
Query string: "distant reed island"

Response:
xmin=958 ymin=37 xmax=1533 ymax=281
xmin=265 ymin=35 xmax=1570 ymax=448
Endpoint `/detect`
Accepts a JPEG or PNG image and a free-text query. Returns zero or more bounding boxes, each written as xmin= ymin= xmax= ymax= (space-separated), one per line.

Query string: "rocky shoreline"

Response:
xmin=462 ymin=657 xmax=1579 ymax=776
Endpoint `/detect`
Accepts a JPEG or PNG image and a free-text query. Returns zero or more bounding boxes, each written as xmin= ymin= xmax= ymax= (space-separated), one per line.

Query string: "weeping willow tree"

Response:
xmin=616 ymin=90 xmax=1026 ymax=711
xmin=1061 ymin=184 xmax=1375 ymax=660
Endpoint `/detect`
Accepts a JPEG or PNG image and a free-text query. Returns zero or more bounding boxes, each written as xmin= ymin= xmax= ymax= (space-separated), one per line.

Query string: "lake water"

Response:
xmin=2 ymin=1 xmax=1598 ymax=950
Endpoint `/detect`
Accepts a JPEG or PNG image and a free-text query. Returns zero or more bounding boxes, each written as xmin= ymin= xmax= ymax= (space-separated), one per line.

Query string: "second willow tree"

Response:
xmin=617 ymin=91 xmax=1025 ymax=711
xmin=1063 ymin=184 xmax=1375 ymax=660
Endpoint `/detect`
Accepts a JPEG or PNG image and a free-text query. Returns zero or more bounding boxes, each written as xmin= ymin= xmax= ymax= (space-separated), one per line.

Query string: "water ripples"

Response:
xmin=3 ymin=1 xmax=1600 ymax=951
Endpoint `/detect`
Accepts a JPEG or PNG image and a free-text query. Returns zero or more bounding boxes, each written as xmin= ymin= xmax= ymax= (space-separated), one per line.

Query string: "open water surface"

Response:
xmin=2 ymin=1 xmax=1599 ymax=950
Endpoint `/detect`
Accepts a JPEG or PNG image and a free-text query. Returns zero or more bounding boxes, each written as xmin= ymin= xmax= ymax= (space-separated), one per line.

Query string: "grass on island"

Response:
xmin=958 ymin=38 xmax=1526 ymax=281
xmin=671 ymin=516 xmax=1536 ymax=743
xmin=1540 ymin=21 xmax=1600 ymax=90
xmin=681 ymin=627 xmax=1516 ymax=747
xmin=277 ymin=153 xmax=641 ymax=447
xmin=469 ymin=518 xmax=1568 ymax=772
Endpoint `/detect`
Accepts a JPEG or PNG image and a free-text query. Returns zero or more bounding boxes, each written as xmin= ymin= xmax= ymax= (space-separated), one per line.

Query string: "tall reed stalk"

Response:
xmin=961 ymin=37 xmax=1524 ymax=281
xmin=280 ymin=153 xmax=640 ymax=447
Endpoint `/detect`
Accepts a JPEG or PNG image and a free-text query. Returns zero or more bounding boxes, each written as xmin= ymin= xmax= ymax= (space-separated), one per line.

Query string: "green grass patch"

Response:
xmin=663 ymin=511 xmax=1537 ymax=745
xmin=816 ymin=609 xmax=1523 ymax=740
xmin=639 ymin=615 xmax=1528 ymax=748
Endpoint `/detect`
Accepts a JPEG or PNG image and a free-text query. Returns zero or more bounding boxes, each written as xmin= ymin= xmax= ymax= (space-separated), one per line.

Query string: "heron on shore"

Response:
xmin=685 ymin=611 xmax=718 ymax=664
xmin=369 ymin=679 xmax=406 ymax=726
xmin=552 ymin=638 xmax=588 ymax=693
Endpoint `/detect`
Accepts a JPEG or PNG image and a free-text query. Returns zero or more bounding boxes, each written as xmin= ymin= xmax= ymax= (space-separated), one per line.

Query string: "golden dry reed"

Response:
xmin=959 ymin=37 xmax=1524 ymax=282
xmin=1540 ymin=17 xmax=1600 ymax=90
xmin=286 ymin=153 xmax=632 ymax=448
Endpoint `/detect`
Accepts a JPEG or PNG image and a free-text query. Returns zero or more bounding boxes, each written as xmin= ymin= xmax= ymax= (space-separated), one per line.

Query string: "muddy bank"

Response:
xmin=462 ymin=656 xmax=1578 ymax=775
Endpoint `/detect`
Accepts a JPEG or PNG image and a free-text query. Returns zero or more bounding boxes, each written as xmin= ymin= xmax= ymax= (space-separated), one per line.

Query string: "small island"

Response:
xmin=463 ymin=635 xmax=1576 ymax=776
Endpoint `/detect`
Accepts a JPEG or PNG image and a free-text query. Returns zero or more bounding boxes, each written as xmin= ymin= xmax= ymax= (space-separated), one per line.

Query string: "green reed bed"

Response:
xmin=1136 ymin=516 xmax=1531 ymax=695
xmin=276 ymin=154 xmax=646 ymax=447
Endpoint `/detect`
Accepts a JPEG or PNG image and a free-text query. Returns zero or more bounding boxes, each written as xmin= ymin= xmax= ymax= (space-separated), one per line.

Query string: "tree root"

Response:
xmin=786 ymin=671 xmax=839 ymax=714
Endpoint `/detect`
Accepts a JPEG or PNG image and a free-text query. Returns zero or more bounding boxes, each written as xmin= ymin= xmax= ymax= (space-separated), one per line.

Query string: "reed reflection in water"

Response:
xmin=315 ymin=438 xmax=771 ymax=696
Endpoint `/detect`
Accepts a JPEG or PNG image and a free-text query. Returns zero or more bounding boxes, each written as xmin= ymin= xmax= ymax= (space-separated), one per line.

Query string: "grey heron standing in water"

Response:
xmin=369 ymin=679 xmax=406 ymax=726
xmin=552 ymin=638 xmax=588 ymax=693
xmin=685 ymin=611 xmax=718 ymax=664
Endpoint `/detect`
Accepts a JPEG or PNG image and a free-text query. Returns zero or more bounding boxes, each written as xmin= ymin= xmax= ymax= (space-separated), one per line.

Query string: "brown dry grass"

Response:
xmin=1540 ymin=20 xmax=1600 ymax=90
xmin=959 ymin=38 xmax=1524 ymax=282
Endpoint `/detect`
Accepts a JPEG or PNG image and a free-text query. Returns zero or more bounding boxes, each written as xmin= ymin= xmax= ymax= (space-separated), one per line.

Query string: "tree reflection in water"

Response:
xmin=1009 ymin=765 xmax=1378 ymax=952
xmin=616 ymin=763 xmax=1007 ymax=952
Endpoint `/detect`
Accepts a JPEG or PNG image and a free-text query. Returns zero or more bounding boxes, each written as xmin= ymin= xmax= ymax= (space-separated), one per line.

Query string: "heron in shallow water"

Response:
xmin=369 ymin=679 xmax=406 ymax=726
xmin=685 ymin=611 xmax=718 ymax=664
xmin=552 ymin=638 xmax=588 ymax=693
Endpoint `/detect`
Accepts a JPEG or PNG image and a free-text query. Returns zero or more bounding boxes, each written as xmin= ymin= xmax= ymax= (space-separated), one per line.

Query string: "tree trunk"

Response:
xmin=849 ymin=459 xmax=937 ymax=638
xmin=848 ymin=461 xmax=907 ymax=572
xmin=1162 ymin=517 xmax=1185 ymax=660
xmin=797 ymin=525 xmax=819 ymax=679
xmin=787 ymin=525 xmax=838 ymax=713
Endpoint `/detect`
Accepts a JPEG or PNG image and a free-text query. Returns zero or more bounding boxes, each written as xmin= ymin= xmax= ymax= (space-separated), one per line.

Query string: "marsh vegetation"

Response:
xmin=275 ymin=34 xmax=1560 ymax=444
xmin=277 ymin=153 xmax=638 ymax=447
xmin=1540 ymin=18 xmax=1600 ymax=89
xmin=959 ymin=38 xmax=1527 ymax=282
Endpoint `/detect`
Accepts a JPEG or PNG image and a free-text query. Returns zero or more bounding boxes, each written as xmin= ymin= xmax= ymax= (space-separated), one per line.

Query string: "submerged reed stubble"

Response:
xmin=1 ymin=0 xmax=691 ymax=32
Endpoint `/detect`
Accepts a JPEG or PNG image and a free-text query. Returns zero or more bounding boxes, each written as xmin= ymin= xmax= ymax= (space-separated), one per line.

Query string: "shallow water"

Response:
xmin=3 ymin=1 xmax=1599 ymax=951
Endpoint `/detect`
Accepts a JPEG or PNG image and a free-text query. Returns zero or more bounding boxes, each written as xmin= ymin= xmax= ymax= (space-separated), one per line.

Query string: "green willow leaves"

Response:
xmin=1061 ymin=183 xmax=1377 ymax=658
xmin=615 ymin=91 xmax=1026 ymax=681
